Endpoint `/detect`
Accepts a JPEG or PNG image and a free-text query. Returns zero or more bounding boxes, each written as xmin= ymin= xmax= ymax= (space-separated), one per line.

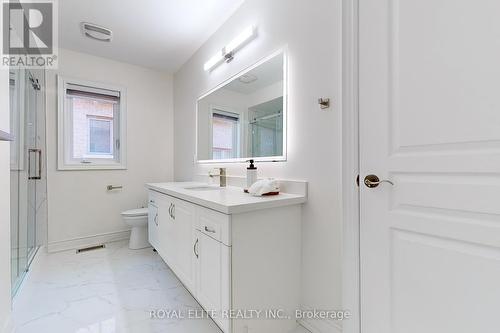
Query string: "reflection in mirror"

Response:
xmin=197 ymin=51 xmax=285 ymax=162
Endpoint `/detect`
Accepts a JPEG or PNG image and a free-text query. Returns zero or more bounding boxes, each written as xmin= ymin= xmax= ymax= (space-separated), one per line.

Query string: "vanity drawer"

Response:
xmin=196 ymin=206 xmax=231 ymax=246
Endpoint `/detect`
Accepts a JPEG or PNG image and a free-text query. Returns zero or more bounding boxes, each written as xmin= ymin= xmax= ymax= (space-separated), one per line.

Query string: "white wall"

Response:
xmin=173 ymin=0 xmax=343 ymax=330
xmin=46 ymin=49 xmax=174 ymax=251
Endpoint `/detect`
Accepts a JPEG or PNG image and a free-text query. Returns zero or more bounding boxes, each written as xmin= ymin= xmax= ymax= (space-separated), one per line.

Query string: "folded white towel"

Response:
xmin=248 ymin=179 xmax=280 ymax=196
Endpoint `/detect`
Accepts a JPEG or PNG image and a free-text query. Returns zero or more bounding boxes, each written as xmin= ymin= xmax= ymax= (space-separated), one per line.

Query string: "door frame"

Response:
xmin=342 ymin=0 xmax=361 ymax=333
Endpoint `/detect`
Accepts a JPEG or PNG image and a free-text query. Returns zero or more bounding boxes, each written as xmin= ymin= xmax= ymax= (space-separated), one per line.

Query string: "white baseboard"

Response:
xmin=47 ymin=230 xmax=131 ymax=253
xmin=298 ymin=318 xmax=342 ymax=333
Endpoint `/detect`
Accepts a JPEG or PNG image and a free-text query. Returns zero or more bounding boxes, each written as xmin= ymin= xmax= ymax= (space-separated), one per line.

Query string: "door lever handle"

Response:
xmin=364 ymin=174 xmax=394 ymax=188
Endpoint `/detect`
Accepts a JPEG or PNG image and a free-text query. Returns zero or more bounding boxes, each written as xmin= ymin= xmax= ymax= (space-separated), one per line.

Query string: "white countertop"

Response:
xmin=145 ymin=182 xmax=307 ymax=214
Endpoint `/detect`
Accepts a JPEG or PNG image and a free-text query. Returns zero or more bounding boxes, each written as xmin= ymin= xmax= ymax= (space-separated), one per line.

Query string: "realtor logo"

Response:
xmin=2 ymin=0 xmax=58 ymax=68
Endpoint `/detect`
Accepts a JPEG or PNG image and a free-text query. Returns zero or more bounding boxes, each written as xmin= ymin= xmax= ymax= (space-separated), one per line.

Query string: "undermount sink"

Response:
xmin=183 ymin=185 xmax=223 ymax=191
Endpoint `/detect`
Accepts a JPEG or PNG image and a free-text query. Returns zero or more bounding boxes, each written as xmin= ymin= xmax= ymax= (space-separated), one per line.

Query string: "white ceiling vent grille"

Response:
xmin=81 ymin=22 xmax=113 ymax=42
xmin=238 ymin=74 xmax=258 ymax=84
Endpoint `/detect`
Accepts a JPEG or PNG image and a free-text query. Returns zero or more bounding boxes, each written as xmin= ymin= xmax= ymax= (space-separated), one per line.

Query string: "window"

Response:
xmin=88 ymin=117 xmax=113 ymax=155
xmin=211 ymin=110 xmax=240 ymax=159
xmin=58 ymin=76 xmax=126 ymax=170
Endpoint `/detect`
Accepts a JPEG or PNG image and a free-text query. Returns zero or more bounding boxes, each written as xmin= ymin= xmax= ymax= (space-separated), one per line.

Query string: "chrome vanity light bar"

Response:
xmin=204 ymin=25 xmax=257 ymax=71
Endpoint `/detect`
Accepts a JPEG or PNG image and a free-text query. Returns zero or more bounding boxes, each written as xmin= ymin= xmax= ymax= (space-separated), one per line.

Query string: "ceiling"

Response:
xmin=59 ymin=0 xmax=245 ymax=72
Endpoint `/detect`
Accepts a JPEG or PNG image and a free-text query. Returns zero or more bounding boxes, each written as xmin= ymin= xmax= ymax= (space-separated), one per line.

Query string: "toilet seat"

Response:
xmin=121 ymin=208 xmax=148 ymax=217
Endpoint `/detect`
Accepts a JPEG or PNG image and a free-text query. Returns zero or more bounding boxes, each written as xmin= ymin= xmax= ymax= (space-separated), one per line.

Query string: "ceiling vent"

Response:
xmin=81 ymin=22 xmax=112 ymax=42
xmin=238 ymin=74 xmax=258 ymax=84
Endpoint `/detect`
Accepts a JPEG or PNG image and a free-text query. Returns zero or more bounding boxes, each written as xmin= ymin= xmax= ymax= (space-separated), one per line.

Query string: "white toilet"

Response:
xmin=121 ymin=208 xmax=150 ymax=249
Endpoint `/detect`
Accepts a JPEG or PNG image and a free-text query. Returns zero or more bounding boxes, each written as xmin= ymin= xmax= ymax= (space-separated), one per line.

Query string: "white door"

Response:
xmin=359 ymin=1 xmax=500 ymax=332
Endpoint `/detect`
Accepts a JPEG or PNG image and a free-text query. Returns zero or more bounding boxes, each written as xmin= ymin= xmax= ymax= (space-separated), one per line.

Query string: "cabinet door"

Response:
xmin=170 ymin=198 xmax=196 ymax=292
xmin=196 ymin=230 xmax=231 ymax=332
xmin=157 ymin=196 xmax=175 ymax=265
xmin=147 ymin=201 xmax=159 ymax=250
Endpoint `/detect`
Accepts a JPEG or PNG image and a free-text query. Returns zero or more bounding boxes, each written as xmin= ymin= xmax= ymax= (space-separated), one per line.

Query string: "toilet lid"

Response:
xmin=121 ymin=208 xmax=148 ymax=217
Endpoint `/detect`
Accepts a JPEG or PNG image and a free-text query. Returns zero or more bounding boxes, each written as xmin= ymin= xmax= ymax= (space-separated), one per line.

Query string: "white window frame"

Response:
xmin=57 ymin=75 xmax=127 ymax=170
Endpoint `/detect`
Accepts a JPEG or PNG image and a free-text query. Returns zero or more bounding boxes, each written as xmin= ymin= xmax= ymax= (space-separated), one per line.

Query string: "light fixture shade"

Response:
xmin=203 ymin=50 xmax=225 ymax=71
xmin=204 ymin=25 xmax=257 ymax=72
xmin=224 ymin=25 xmax=256 ymax=54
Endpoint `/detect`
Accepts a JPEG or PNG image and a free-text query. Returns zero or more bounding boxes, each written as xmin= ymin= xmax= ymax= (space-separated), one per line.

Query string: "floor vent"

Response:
xmin=76 ymin=244 xmax=105 ymax=254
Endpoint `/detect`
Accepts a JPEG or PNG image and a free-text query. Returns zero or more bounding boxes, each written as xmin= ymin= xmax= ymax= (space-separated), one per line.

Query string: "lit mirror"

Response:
xmin=197 ymin=51 xmax=286 ymax=162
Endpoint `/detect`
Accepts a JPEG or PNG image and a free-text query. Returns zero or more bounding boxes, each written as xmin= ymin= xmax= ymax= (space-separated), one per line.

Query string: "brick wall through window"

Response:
xmin=71 ymin=97 xmax=114 ymax=159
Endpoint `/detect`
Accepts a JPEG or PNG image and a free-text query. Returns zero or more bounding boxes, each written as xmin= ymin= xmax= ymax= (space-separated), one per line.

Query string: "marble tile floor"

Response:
xmin=11 ymin=241 xmax=310 ymax=333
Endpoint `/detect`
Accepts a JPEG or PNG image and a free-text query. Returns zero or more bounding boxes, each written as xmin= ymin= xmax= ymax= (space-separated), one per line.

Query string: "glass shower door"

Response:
xmin=9 ymin=69 xmax=21 ymax=293
xmin=10 ymin=69 xmax=45 ymax=296
xmin=25 ymin=71 xmax=40 ymax=263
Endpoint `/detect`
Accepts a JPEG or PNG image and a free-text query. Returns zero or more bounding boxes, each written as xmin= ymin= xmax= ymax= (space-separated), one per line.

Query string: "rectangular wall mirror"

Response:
xmin=196 ymin=50 xmax=287 ymax=163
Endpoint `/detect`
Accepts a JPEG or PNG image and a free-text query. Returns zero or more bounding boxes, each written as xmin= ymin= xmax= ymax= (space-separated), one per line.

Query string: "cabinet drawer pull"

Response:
xmin=204 ymin=226 xmax=216 ymax=233
xmin=154 ymin=214 xmax=158 ymax=226
xmin=168 ymin=203 xmax=173 ymax=218
xmin=194 ymin=238 xmax=199 ymax=258
xmin=172 ymin=204 xmax=175 ymax=220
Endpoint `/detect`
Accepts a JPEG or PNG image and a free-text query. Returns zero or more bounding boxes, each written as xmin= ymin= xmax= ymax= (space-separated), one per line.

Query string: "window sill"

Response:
xmin=57 ymin=163 xmax=127 ymax=171
xmin=83 ymin=154 xmax=115 ymax=159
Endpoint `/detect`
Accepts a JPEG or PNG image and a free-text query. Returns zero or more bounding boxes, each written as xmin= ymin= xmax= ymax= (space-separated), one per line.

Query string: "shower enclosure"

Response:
xmin=9 ymin=68 xmax=47 ymax=296
xmin=249 ymin=97 xmax=284 ymax=157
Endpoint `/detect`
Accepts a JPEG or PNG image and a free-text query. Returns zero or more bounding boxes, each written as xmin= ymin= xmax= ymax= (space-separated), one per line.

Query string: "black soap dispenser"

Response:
xmin=246 ymin=159 xmax=257 ymax=190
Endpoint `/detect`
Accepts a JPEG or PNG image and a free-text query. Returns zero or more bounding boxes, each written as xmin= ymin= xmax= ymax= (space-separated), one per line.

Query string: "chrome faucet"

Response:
xmin=209 ymin=168 xmax=227 ymax=187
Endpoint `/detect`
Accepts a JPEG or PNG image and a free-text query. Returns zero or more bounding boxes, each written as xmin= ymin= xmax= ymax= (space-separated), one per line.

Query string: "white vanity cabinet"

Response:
xmin=148 ymin=192 xmax=197 ymax=293
xmin=147 ymin=183 xmax=305 ymax=333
